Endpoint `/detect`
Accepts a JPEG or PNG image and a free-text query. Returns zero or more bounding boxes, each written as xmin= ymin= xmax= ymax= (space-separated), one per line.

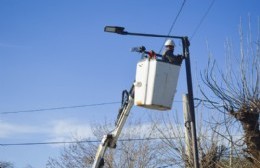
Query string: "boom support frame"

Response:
xmin=92 ymin=85 xmax=134 ymax=168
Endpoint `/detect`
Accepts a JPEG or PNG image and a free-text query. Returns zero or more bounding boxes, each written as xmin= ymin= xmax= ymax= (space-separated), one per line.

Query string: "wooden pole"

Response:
xmin=183 ymin=94 xmax=193 ymax=167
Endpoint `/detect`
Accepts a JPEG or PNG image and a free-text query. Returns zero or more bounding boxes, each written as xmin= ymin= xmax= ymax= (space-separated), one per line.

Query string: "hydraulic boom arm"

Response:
xmin=92 ymin=85 xmax=134 ymax=168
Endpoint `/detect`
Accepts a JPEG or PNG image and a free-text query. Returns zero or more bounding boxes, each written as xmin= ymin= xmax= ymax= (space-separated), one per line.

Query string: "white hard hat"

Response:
xmin=164 ymin=39 xmax=175 ymax=46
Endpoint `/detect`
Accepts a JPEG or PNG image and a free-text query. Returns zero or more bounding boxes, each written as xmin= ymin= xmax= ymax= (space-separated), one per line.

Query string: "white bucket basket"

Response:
xmin=134 ymin=58 xmax=181 ymax=111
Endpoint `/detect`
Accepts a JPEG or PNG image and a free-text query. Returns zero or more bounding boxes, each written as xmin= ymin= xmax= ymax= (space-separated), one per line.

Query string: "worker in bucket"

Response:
xmin=162 ymin=39 xmax=183 ymax=65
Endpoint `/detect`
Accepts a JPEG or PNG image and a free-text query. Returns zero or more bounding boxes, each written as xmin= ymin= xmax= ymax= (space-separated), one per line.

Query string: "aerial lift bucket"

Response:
xmin=134 ymin=58 xmax=181 ymax=111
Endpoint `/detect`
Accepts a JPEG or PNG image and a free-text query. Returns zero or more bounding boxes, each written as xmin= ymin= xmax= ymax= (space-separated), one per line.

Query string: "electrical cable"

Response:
xmin=166 ymin=0 xmax=186 ymax=37
xmin=0 ymin=98 xmax=210 ymax=115
xmin=0 ymin=140 xmax=98 ymax=146
xmin=0 ymin=101 xmax=187 ymax=115
xmin=159 ymin=0 xmax=187 ymax=53
xmin=0 ymin=101 xmax=120 ymax=115
xmin=0 ymin=137 xmax=183 ymax=147
xmin=190 ymin=0 xmax=216 ymax=40
xmin=0 ymin=134 xmax=242 ymax=147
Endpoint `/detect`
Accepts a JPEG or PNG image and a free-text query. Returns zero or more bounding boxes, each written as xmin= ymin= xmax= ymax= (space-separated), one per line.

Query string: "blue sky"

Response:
xmin=0 ymin=0 xmax=259 ymax=167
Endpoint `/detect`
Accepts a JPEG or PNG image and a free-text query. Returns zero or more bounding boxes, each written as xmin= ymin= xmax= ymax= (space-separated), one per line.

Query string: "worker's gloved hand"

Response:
xmin=148 ymin=50 xmax=156 ymax=59
xmin=139 ymin=46 xmax=146 ymax=52
xmin=175 ymin=55 xmax=184 ymax=65
xmin=176 ymin=54 xmax=185 ymax=59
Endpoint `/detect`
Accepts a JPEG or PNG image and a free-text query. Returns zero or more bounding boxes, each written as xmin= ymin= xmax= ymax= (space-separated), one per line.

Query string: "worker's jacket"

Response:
xmin=162 ymin=50 xmax=183 ymax=65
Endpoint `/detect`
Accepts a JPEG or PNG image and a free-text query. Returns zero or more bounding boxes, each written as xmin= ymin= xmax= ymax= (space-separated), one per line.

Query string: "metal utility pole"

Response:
xmin=104 ymin=26 xmax=200 ymax=168
xmin=182 ymin=37 xmax=200 ymax=168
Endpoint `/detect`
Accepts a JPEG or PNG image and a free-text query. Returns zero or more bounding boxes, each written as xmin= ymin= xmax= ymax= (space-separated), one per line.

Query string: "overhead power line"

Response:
xmin=0 ymin=101 xmax=120 ymax=115
xmin=166 ymin=0 xmax=186 ymax=37
xmin=159 ymin=0 xmax=187 ymax=53
xmin=0 ymin=137 xmax=182 ymax=147
xmin=0 ymin=134 xmax=242 ymax=147
xmin=0 ymin=98 xmax=212 ymax=115
xmin=190 ymin=0 xmax=216 ymax=40
xmin=0 ymin=140 xmax=98 ymax=146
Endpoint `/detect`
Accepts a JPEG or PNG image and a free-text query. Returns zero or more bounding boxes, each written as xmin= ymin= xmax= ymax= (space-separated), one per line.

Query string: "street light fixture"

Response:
xmin=104 ymin=25 xmax=200 ymax=168
xmin=104 ymin=26 xmax=126 ymax=34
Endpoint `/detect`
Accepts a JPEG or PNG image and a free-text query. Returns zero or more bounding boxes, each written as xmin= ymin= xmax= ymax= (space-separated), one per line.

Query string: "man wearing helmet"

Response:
xmin=162 ymin=39 xmax=183 ymax=65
